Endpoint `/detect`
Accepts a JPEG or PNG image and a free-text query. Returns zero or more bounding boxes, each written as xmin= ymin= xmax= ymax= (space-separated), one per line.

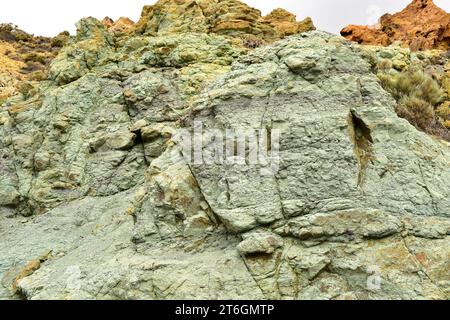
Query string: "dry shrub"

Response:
xmin=23 ymin=52 xmax=47 ymax=64
xmin=377 ymin=59 xmax=392 ymax=72
xmin=396 ymin=97 xmax=434 ymax=130
xmin=378 ymin=66 xmax=449 ymax=141
xmin=0 ymin=23 xmax=32 ymax=42
xmin=51 ymin=31 xmax=70 ymax=48
xmin=241 ymin=36 xmax=265 ymax=49
xmin=394 ymin=69 xmax=443 ymax=105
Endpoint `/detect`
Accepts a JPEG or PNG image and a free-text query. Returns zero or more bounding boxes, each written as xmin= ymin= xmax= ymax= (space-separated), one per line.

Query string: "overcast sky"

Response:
xmin=1 ymin=0 xmax=449 ymax=37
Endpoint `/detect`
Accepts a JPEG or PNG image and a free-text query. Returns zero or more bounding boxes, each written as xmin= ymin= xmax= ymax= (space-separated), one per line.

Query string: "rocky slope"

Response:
xmin=133 ymin=0 xmax=315 ymax=42
xmin=361 ymin=45 xmax=450 ymax=135
xmin=341 ymin=0 xmax=450 ymax=51
xmin=0 ymin=0 xmax=449 ymax=300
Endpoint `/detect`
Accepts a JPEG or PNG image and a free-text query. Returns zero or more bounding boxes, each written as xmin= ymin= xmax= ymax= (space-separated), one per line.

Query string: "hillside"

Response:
xmin=0 ymin=0 xmax=448 ymax=300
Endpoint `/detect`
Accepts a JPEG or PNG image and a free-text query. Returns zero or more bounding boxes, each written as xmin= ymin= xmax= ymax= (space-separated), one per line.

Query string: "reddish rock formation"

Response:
xmin=341 ymin=0 xmax=450 ymax=51
xmin=102 ymin=17 xmax=135 ymax=35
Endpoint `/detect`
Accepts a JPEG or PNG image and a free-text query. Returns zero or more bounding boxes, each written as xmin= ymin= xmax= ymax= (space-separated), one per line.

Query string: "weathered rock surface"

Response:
xmin=134 ymin=0 xmax=315 ymax=43
xmin=0 ymin=24 xmax=66 ymax=103
xmin=0 ymin=2 xmax=449 ymax=300
xmin=341 ymin=0 xmax=450 ymax=51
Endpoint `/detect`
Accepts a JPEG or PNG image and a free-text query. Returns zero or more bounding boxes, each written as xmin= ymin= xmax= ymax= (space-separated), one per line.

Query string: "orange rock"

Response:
xmin=341 ymin=0 xmax=450 ymax=51
xmin=102 ymin=17 xmax=135 ymax=35
xmin=101 ymin=17 xmax=114 ymax=29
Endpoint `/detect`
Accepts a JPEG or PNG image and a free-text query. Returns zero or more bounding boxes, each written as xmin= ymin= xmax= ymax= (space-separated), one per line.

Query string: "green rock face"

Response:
xmin=0 ymin=12 xmax=449 ymax=300
xmin=1 ymin=17 xmax=246 ymax=217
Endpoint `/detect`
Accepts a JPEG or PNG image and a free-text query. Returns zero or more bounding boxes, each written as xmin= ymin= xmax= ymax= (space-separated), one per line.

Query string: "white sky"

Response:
xmin=1 ymin=0 xmax=449 ymax=37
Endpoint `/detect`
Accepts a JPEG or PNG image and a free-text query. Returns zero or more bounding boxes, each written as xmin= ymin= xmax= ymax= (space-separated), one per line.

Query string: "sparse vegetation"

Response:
xmin=29 ymin=70 xmax=47 ymax=81
xmin=377 ymin=58 xmax=393 ymax=71
xmin=51 ymin=31 xmax=70 ymax=48
xmin=378 ymin=66 xmax=449 ymax=141
xmin=436 ymin=102 xmax=450 ymax=128
xmin=23 ymin=52 xmax=48 ymax=65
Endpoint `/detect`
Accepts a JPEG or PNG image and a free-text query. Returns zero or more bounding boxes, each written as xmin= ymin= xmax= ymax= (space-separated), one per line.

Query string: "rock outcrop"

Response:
xmin=0 ymin=0 xmax=449 ymax=301
xmin=134 ymin=0 xmax=315 ymax=43
xmin=341 ymin=0 xmax=450 ymax=51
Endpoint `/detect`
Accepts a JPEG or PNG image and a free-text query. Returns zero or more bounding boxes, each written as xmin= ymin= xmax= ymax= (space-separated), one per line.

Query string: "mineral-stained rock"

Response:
xmin=237 ymin=230 xmax=283 ymax=255
xmin=102 ymin=17 xmax=135 ymax=35
xmin=1 ymin=29 xmax=448 ymax=300
xmin=0 ymin=24 xmax=64 ymax=103
xmin=341 ymin=0 xmax=450 ymax=51
xmin=134 ymin=0 xmax=314 ymax=43
xmin=261 ymin=8 xmax=316 ymax=39
xmin=101 ymin=17 xmax=115 ymax=29
xmin=341 ymin=25 xmax=390 ymax=47
xmin=0 ymin=2 xmax=449 ymax=300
